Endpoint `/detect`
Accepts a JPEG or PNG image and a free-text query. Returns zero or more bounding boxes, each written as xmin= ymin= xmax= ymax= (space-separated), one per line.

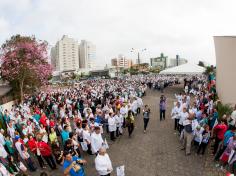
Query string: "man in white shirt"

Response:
xmin=7 ymin=121 xmax=15 ymax=139
xmin=179 ymin=107 xmax=189 ymax=134
xmin=15 ymin=136 xmax=25 ymax=159
xmin=136 ymin=97 xmax=143 ymax=115
xmin=0 ymin=129 xmax=5 ymax=146
xmin=91 ymin=127 xmax=104 ymax=155
xmin=114 ymin=111 xmax=123 ymax=136
xmin=108 ymin=113 xmax=116 ymax=141
xmin=95 ymin=147 xmax=113 ymax=176
xmin=171 ymin=102 xmax=182 ymax=131
xmin=131 ymin=99 xmax=138 ymax=116
xmin=182 ymin=112 xmax=195 ymax=155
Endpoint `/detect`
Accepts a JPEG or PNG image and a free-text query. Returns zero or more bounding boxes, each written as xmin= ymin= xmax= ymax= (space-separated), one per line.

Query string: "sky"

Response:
xmin=0 ymin=0 xmax=236 ymax=67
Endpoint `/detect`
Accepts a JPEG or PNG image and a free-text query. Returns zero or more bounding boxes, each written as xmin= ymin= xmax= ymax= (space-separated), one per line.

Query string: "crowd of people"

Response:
xmin=0 ymin=77 xmax=150 ymax=176
xmin=0 ymin=74 xmax=181 ymax=176
xmin=171 ymin=74 xmax=236 ymax=174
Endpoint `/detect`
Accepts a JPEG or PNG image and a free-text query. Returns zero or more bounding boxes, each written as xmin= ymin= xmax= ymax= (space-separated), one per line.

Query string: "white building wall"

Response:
xmin=51 ymin=35 xmax=80 ymax=72
xmin=214 ymin=36 xmax=236 ymax=105
xmin=79 ymin=40 xmax=96 ymax=69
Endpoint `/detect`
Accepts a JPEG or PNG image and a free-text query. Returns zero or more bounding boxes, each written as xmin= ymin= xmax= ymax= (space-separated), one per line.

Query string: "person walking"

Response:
xmin=143 ymin=105 xmax=151 ymax=133
xmin=159 ymin=95 xmax=166 ymax=121
xmin=181 ymin=112 xmax=195 ymax=156
xmin=126 ymin=110 xmax=135 ymax=137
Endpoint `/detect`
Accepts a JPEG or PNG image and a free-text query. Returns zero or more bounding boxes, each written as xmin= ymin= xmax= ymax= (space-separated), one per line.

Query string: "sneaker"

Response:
xmin=144 ymin=130 xmax=146 ymax=133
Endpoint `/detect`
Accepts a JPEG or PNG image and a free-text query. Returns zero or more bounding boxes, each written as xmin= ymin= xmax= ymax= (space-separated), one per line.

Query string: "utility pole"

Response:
xmin=137 ymin=52 xmax=140 ymax=64
xmin=176 ymin=55 xmax=179 ymax=66
xmin=131 ymin=48 xmax=146 ymax=65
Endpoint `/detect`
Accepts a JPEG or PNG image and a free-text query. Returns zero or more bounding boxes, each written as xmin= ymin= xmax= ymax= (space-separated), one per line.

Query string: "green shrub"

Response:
xmin=216 ymin=102 xmax=233 ymax=119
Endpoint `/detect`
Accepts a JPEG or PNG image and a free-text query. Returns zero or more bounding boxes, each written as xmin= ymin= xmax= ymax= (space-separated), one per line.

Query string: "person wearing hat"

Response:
xmin=14 ymin=136 xmax=24 ymax=159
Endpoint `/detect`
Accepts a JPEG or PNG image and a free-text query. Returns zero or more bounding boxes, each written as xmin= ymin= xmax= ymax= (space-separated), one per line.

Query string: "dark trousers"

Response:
xmin=43 ymin=155 xmax=56 ymax=169
xmin=87 ymin=143 xmax=92 ymax=155
xmin=116 ymin=127 xmax=120 ymax=137
xmin=101 ymin=174 xmax=110 ymax=176
xmin=110 ymin=131 xmax=115 ymax=141
xmin=160 ymin=110 xmax=165 ymax=121
xmin=36 ymin=154 xmax=45 ymax=168
xmin=137 ymin=108 xmax=141 ymax=114
xmin=178 ymin=124 xmax=184 ymax=134
xmin=25 ymin=157 xmax=37 ymax=171
xmin=213 ymin=137 xmax=222 ymax=154
xmin=215 ymin=145 xmax=227 ymax=161
xmin=128 ymin=124 xmax=134 ymax=137
xmin=174 ymin=119 xmax=179 ymax=130
xmin=143 ymin=118 xmax=149 ymax=130
xmin=197 ymin=142 xmax=208 ymax=155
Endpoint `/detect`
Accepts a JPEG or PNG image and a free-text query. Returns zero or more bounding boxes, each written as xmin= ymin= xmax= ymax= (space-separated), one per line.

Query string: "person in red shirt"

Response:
xmin=40 ymin=113 xmax=48 ymax=127
xmin=49 ymin=119 xmax=55 ymax=128
xmin=38 ymin=139 xmax=57 ymax=170
xmin=28 ymin=134 xmax=45 ymax=168
xmin=213 ymin=119 xmax=228 ymax=154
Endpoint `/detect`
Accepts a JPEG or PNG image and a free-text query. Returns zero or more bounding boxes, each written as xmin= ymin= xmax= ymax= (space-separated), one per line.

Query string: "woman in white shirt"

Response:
xmin=95 ymin=147 xmax=113 ymax=176
xmin=82 ymin=124 xmax=92 ymax=155
xmin=108 ymin=113 xmax=116 ymax=141
xmin=91 ymin=127 xmax=104 ymax=154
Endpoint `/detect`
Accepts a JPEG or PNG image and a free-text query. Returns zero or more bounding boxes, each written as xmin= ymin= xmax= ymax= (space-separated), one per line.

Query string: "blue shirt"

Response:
xmin=61 ymin=130 xmax=69 ymax=144
xmin=160 ymin=100 xmax=166 ymax=110
xmin=95 ymin=115 xmax=102 ymax=124
xmin=196 ymin=111 xmax=202 ymax=122
xmin=63 ymin=156 xmax=85 ymax=176
xmin=223 ymin=130 xmax=234 ymax=146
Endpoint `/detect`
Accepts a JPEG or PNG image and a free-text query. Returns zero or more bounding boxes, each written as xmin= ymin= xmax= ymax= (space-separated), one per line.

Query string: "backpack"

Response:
xmin=184 ymin=124 xmax=193 ymax=133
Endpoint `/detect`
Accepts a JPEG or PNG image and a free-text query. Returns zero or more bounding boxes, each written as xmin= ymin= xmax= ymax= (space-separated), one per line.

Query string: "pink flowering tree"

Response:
xmin=0 ymin=35 xmax=52 ymax=102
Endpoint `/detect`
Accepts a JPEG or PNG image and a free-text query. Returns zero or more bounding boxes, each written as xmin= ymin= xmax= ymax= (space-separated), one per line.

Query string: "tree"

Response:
xmin=129 ymin=66 xmax=138 ymax=75
xmin=0 ymin=35 xmax=52 ymax=102
xmin=198 ymin=61 xmax=205 ymax=67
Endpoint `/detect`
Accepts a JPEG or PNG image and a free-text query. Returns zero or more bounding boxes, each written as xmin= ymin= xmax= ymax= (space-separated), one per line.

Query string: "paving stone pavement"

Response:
xmin=33 ymin=85 xmax=223 ymax=176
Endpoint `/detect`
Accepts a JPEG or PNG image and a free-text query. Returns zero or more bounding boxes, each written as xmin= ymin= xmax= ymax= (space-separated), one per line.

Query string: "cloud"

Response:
xmin=1 ymin=0 xmax=236 ymax=66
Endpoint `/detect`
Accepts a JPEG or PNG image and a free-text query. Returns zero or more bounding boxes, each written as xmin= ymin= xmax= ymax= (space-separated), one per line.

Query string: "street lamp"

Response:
xmin=131 ymin=48 xmax=147 ymax=64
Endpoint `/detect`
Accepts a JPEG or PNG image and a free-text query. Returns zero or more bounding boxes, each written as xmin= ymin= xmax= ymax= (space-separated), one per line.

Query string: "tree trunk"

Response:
xmin=19 ymin=80 xmax=24 ymax=103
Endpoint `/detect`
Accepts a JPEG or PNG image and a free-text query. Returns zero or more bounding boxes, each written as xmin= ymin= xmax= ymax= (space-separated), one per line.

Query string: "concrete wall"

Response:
xmin=0 ymin=100 xmax=15 ymax=112
xmin=214 ymin=36 xmax=236 ymax=105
